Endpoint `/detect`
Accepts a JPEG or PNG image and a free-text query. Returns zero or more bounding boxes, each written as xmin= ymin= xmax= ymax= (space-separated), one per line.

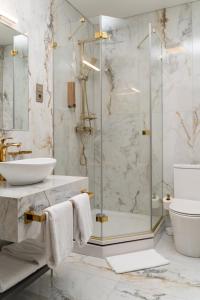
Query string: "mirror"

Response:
xmin=0 ymin=22 xmax=28 ymax=130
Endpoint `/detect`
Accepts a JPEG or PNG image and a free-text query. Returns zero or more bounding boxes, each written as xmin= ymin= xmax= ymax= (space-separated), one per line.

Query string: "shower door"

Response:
xmin=94 ymin=16 xmax=153 ymax=241
xmin=53 ymin=7 xmax=163 ymax=243
xmin=149 ymin=24 xmax=163 ymax=230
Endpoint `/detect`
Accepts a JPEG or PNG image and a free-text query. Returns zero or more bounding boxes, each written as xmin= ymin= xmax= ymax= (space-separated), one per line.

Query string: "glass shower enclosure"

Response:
xmin=91 ymin=16 xmax=163 ymax=242
xmin=53 ymin=9 xmax=163 ymax=246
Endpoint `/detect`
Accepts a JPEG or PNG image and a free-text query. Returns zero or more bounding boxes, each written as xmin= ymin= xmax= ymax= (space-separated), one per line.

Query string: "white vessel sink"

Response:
xmin=0 ymin=158 xmax=56 ymax=186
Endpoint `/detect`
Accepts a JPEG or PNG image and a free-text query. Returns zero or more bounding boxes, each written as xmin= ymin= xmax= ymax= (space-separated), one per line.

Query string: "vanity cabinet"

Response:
xmin=0 ymin=175 xmax=88 ymax=242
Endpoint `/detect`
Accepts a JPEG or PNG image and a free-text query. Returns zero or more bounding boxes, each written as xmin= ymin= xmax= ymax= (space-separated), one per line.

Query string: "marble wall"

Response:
xmin=93 ymin=15 xmax=163 ymax=215
xmin=2 ymin=0 xmax=198 ymax=219
xmin=0 ymin=0 xmax=54 ymax=156
xmin=53 ymin=1 xmax=200 ymax=218
xmin=13 ymin=34 xmax=29 ymax=130
xmin=53 ymin=10 xmax=163 ymax=216
xmin=163 ymin=2 xmax=200 ymax=196
xmin=53 ymin=0 xmax=96 ymax=179
xmin=2 ymin=45 xmax=14 ymax=129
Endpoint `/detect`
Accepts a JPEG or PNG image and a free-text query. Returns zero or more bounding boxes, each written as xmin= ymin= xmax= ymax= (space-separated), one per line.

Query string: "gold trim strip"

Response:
xmin=90 ymin=216 xmax=164 ymax=242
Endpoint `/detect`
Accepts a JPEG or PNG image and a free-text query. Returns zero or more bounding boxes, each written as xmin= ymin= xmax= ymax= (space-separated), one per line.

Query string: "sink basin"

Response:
xmin=0 ymin=158 xmax=56 ymax=185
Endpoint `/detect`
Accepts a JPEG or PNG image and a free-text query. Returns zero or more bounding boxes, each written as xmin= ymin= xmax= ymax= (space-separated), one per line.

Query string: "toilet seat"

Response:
xmin=169 ymin=198 xmax=200 ymax=217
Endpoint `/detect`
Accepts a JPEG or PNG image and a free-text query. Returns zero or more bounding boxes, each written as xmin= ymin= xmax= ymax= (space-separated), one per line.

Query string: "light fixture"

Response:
xmin=82 ymin=59 xmax=100 ymax=72
xmin=165 ymin=40 xmax=185 ymax=54
xmin=0 ymin=11 xmax=18 ymax=26
xmin=114 ymin=87 xmax=141 ymax=96
xmin=131 ymin=87 xmax=141 ymax=93
xmin=166 ymin=46 xmax=185 ymax=54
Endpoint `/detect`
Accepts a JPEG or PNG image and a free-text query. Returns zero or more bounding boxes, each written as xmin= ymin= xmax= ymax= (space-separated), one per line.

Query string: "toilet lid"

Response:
xmin=170 ymin=198 xmax=200 ymax=215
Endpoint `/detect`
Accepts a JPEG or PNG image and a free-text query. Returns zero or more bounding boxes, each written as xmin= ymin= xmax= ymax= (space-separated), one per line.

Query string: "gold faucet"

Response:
xmin=7 ymin=150 xmax=32 ymax=158
xmin=0 ymin=137 xmax=22 ymax=162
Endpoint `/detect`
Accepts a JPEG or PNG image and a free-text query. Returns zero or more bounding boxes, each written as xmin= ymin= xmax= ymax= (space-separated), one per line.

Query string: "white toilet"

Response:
xmin=169 ymin=164 xmax=200 ymax=257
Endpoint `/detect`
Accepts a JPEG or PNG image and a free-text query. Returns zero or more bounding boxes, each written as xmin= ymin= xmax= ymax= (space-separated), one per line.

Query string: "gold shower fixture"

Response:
xmin=95 ymin=31 xmax=109 ymax=40
xmin=96 ymin=213 xmax=109 ymax=223
xmin=75 ymin=29 xmax=110 ymax=171
xmin=75 ymin=125 xmax=93 ymax=134
xmin=78 ymin=31 xmax=110 ymax=45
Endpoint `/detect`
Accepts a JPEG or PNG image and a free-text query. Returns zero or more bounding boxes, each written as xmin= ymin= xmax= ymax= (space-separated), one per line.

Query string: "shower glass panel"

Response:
xmin=53 ymin=6 xmax=163 ymax=244
xmin=96 ymin=16 xmax=152 ymax=240
xmin=149 ymin=25 xmax=163 ymax=230
xmin=53 ymin=2 xmax=102 ymax=239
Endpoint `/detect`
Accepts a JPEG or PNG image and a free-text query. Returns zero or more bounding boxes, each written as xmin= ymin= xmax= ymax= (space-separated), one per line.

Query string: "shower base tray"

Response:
xmin=74 ymin=215 xmax=164 ymax=258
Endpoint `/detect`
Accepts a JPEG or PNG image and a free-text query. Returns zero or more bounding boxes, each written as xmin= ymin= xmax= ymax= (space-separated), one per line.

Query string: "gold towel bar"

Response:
xmin=80 ymin=189 xmax=94 ymax=199
xmin=24 ymin=191 xmax=94 ymax=224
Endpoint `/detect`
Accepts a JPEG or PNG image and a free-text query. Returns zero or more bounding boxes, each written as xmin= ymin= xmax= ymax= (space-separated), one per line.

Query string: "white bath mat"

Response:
xmin=106 ymin=249 xmax=169 ymax=274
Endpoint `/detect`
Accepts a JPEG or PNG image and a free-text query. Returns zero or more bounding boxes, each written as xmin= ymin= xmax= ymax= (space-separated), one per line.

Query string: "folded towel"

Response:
xmin=69 ymin=193 xmax=93 ymax=246
xmin=44 ymin=201 xmax=73 ymax=268
xmin=0 ymin=240 xmax=11 ymax=250
xmin=0 ymin=253 xmax=45 ymax=293
xmin=2 ymin=239 xmax=45 ymax=265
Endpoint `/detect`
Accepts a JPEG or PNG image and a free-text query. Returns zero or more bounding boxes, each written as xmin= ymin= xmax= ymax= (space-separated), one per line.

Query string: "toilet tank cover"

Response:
xmin=170 ymin=198 xmax=200 ymax=215
xmin=174 ymin=164 xmax=200 ymax=169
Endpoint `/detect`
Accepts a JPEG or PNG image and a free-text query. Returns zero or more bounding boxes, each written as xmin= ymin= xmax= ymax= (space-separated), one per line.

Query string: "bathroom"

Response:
xmin=0 ymin=0 xmax=199 ymax=299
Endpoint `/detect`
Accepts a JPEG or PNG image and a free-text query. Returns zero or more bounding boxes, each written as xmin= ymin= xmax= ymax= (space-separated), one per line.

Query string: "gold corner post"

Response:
xmin=94 ymin=31 xmax=109 ymax=40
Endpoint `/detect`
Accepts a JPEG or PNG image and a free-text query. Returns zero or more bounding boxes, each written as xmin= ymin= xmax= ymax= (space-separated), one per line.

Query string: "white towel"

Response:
xmin=44 ymin=201 xmax=73 ymax=268
xmin=69 ymin=193 xmax=93 ymax=246
xmin=0 ymin=253 xmax=45 ymax=293
xmin=1 ymin=239 xmax=45 ymax=265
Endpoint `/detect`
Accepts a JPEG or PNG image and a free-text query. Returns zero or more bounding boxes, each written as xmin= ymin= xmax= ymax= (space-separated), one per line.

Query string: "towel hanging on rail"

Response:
xmin=44 ymin=201 xmax=73 ymax=268
xmin=69 ymin=193 xmax=93 ymax=246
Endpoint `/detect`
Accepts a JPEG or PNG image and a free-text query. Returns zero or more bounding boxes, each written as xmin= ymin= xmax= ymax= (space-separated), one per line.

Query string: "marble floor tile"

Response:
xmin=12 ymin=233 xmax=200 ymax=300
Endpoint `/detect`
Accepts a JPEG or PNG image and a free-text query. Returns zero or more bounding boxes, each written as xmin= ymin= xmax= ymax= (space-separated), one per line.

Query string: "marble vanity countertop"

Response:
xmin=0 ymin=175 xmax=87 ymax=199
xmin=0 ymin=175 xmax=88 ymax=242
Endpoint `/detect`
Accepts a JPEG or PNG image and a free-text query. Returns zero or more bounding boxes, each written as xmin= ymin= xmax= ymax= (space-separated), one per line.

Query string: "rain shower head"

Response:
xmin=114 ymin=87 xmax=141 ymax=96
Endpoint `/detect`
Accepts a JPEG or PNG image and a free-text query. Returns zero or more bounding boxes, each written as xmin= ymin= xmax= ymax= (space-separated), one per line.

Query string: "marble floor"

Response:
xmin=14 ymin=233 xmax=200 ymax=300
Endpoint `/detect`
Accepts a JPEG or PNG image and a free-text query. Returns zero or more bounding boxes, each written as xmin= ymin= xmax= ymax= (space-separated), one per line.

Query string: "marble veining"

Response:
xmin=53 ymin=1 xmax=200 ymax=224
xmin=0 ymin=0 xmax=54 ymax=156
xmin=0 ymin=175 xmax=87 ymax=198
xmin=14 ymin=233 xmax=200 ymax=299
xmin=53 ymin=6 xmax=163 ymax=220
xmin=0 ymin=175 xmax=88 ymax=242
